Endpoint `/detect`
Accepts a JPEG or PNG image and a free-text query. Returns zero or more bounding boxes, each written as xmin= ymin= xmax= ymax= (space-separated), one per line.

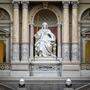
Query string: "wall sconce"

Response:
xmin=19 ymin=78 xmax=25 ymax=88
xmin=65 ymin=78 xmax=72 ymax=88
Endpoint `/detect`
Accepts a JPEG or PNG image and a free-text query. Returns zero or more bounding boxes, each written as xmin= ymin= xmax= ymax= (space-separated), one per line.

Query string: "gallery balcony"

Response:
xmin=0 ymin=63 xmax=11 ymax=76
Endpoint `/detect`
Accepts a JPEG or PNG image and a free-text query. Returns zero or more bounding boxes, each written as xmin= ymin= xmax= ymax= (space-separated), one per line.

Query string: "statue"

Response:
xmin=34 ymin=22 xmax=56 ymax=57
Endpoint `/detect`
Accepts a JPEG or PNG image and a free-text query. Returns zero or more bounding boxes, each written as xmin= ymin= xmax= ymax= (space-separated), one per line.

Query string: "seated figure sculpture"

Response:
xmin=34 ymin=22 xmax=56 ymax=57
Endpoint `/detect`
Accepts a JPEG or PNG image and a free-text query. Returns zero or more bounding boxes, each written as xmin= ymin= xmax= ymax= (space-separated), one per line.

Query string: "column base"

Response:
xmin=21 ymin=43 xmax=29 ymax=61
xmin=11 ymin=62 xmax=29 ymax=77
xmin=12 ymin=43 xmax=19 ymax=61
xmin=72 ymin=43 xmax=79 ymax=61
xmin=62 ymin=61 xmax=80 ymax=77
xmin=62 ymin=43 xmax=70 ymax=60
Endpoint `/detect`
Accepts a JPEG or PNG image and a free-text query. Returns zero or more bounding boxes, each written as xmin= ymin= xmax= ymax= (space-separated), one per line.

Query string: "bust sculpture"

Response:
xmin=34 ymin=22 xmax=56 ymax=57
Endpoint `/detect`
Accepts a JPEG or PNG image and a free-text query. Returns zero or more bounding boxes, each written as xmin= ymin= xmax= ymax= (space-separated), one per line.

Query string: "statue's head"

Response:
xmin=42 ymin=22 xmax=48 ymax=29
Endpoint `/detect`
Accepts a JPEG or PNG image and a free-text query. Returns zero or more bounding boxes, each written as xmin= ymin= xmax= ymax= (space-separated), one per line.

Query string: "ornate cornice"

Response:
xmin=13 ymin=0 xmax=78 ymax=1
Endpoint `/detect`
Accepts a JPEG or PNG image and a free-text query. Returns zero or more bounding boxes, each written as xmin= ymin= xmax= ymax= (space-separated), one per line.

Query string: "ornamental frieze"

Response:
xmin=13 ymin=0 xmax=78 ymax=2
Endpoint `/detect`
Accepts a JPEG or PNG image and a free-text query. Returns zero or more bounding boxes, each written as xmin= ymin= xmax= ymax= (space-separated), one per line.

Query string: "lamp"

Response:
xmin=19 ymin=78 xmax=25 ymax=88
xmin=65 ymin=78 xmax=72 ymax=88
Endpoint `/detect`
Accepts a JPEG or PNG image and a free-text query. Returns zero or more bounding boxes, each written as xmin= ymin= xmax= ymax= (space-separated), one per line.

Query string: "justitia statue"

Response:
xmin=34 ymin=22 xmax=56 ymax=57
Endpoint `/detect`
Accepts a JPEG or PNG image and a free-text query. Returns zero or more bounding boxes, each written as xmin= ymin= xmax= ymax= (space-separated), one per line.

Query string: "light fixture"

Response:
xmin=65 ymin=78 xmax=72 ymax=87
xmin=19 ymin=78 xmax=25 ymax=88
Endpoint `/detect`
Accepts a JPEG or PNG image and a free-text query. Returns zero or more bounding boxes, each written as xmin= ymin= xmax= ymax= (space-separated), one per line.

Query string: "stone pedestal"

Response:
xmin=30 ymin=58 xmax=62 ymax=77
xmin=11 ymin=62 xmax=29 ymax=77
xmin=62 ymin=61 xmax=80 ymax=77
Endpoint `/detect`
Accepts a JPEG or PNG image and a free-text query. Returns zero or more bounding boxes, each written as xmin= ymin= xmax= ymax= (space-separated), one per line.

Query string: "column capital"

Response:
xmin=22 ymin=1 xmax=29 ymax=9
xmin=13 ymin=2 xmax=20 ymax=9
xmin=62 ymin=1 xmax=70 ymax=9
xmin=71 ymin=1 xmax=79 ymax=8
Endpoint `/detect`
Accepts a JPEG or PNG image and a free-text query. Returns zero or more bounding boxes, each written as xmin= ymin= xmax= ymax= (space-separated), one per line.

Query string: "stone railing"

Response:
xmin=0 ymin=63 xmax=10 ymax=70
xmin=81 ymin=63 xmax=90 ymax=70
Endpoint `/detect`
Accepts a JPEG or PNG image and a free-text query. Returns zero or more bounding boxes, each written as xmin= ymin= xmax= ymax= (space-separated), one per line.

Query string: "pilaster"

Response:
xmin=21 ymin=2 xmax=29 ymax=62
xmin=12 ymin=1 xmax=20 ymax=62
xmin=71 ymin=1 xmax=79 ymax=61
xmin=62 ymin=2 xmax=70 ymax=61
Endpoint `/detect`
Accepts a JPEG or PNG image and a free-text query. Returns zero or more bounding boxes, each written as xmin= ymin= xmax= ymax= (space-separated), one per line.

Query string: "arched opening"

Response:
xmin=0 ymin=8 xmax=10 ymax=64
xmin=81 ymin=8 xmax=90 ymax=64
xmin=33 ymin=9 xmax=58 ymax=57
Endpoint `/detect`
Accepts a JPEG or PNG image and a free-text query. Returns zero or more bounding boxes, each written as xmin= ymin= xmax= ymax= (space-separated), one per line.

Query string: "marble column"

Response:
xmin=72 ymin=2 xmax=79 ymax=61
xmin=12 ymin=2 xmax=19 ymax=61
xmin=21 ymin=2 xmax=29 ymax=62
xmin=30 ymin=24 xmax=34 ymax=60
xmin=57 ymin=23 xmax=61 ymax=58
xmin=62 ymin=2 xmax=70 ymax=61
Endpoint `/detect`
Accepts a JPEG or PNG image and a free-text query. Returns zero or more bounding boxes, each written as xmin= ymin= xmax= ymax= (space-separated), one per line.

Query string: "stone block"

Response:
xmin=62 ymin=71 xmax=80 ymax=77
xmin=62 ymin=65 xmax=80 ymax=71
xmin=0 ymin=70 xmax=10 ymax=76
xmin=11 ymin=71 xmax=30 ymax=77
xmin=81 ymin=70 xmax=90 ymax=77
xmin=11 ymin=62 xmax=29 ymax=70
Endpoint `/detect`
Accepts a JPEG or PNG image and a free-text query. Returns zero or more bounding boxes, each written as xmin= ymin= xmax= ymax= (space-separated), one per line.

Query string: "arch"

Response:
xmin=79 ymin=7 xmax=90 ymax=21
xmin=0 ymin=6 xmax=12 ymax=21
xmin=0 ymin=8 xmax=10 ymax=20
xmin=34 ymin=9 xmax=58 ymax=27
xmin=0 ymin=8 xmax=11 ymax=63
xmin=29 ymin=4 xmax=62 ymax=58
xmin=80 ymin=8 xmax=90 ymax=63
xmin=29 ymin=5 xmax=61 ymax=24
xmin=81 ymin=8 xmax=90 ymax=20
xmin=80 ymin=8 xmax=90 ymax=32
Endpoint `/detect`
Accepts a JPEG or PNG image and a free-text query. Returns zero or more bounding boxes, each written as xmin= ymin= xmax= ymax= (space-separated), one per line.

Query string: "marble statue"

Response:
xmin=34 ymin=22 xmax=56 ymax=57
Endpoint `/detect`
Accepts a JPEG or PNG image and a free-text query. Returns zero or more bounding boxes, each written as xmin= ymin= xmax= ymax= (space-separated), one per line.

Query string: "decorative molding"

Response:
xmin=0 ymin=63 xmax=10 ymax=70
xmin=42 ymin=2 xmax=48 ymax=9
xmin=13 ymin=0 xmax=78 ymax=1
